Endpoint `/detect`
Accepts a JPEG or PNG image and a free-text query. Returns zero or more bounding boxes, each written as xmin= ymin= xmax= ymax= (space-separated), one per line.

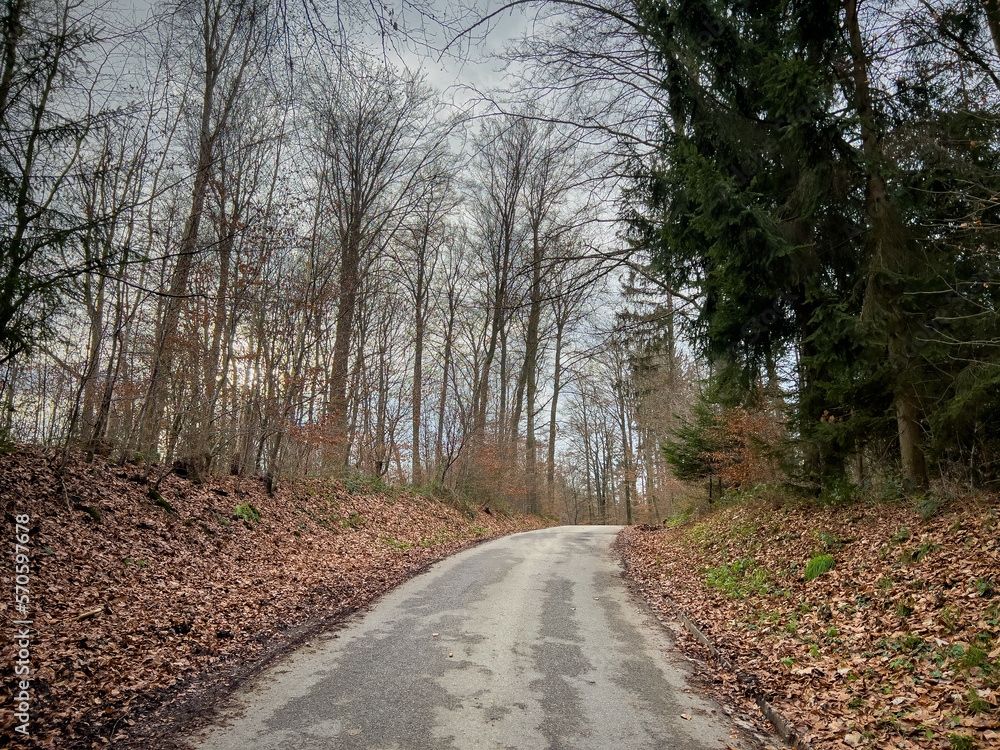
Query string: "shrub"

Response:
xmin=818 ymin=478 xmax=855 ymax=507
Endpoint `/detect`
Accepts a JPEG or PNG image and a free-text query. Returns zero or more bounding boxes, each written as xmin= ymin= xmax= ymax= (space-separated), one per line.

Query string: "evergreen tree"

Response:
xmin=630 ymin=0 xmax=1000 ymax=488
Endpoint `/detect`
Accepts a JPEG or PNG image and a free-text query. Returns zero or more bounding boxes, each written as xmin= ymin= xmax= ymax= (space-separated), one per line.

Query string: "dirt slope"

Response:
xmin=0 ymin=448 xmax=549 ymax=749
xmin=620 ymin=495 xmax=1000 ymax=750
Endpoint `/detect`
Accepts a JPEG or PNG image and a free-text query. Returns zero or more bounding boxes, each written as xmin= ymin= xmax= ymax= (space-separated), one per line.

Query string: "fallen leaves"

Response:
xmin=619 ymin=496 xmax=1000 ymax=750
xmin=0 ymin=448 xmax=549 ymax=749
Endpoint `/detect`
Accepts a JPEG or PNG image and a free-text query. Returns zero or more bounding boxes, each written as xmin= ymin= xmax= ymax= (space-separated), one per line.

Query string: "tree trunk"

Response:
xmin=985 ymin=0 xmax=1000 ymax=62
xmin=546 ymin=315 xmax=565 ymax=510
xmin=80 ymin=267 xmax=105 ymax=441
xmin=328 ymin=237 xmax=361 ymax=470
xmin=844 ymin=0 xmax=928 ymax=488
xmin=411 ymin=260 xmax=425 ymax=484
xmin=139 ymin=85 xmax=216 ymax=455
xmin=436 ymin=292 xmax=456 ymax=479
xmin=523 ymin=222 xmax=543 ymax=515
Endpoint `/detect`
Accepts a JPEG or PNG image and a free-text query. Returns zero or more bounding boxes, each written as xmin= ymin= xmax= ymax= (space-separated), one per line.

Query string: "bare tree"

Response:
xmin=312 ymin=53 xmax=452 ymax=470
xmin=395 ymin=167 xmax=459 ymax=483
xmin=137 ymin=0 xmax=277 ymax=457
xmin=465 ymin=115 xmax=535 ymax=481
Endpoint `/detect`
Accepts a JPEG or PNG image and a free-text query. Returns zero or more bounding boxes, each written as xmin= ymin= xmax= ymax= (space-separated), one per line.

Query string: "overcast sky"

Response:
xmin=368 ymin=1 xmax=533 ymax=104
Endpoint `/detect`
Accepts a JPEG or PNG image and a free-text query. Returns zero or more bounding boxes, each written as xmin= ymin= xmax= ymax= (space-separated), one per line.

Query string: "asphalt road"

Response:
xmin=185 ymin=526 xmax=761 ymax=750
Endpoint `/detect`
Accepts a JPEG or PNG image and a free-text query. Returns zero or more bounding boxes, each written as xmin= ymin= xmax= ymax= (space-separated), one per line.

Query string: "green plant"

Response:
xmin=664 ymin=506 xmax=695 ymax=527
xmin=382 ymin=537 xmax=412 ymax=550
xmin=940 ymin=605 xmax=961 ymax=633
xmin=155 ymin=497 xmax=175 ymax=513
xmin=916 ymin=541 xmax=940 ymax=560
xmin=340 ymin=511 xmax=365 ymax=529
xmin=233 ymin=503 xmax=261 ymax=523
xmin=420 ymin=528 xmax=458 ymax=547
xmin=963 ymin=645 xmax=987 ymax=670
xmin=704 ymin=558 xmax=770 ymax=597
xmin=866 ymin=473 xmax=904 ymax=503
xmin=948 ymin=733 xmax=975 ymax=750
xmin=819 ymin=477 xmax=856 ymax=507
xmin=0 ymin=426 xmax=16 ymax=454
xmin=781 ymin=656 xmax=795 ymax=667
xmin=892 ymin=526 xmax=912 ymax=543
xmin=916 ymin=495 xmax=941 ymax=520
xmin=122 ymin=558 xmax=149 ymax=569
xmin=345 ymin=474 xmax=390 ymax=495
xmin=976 ymin=578 xmax=997 ymax=598
xmin=816 ymin=531 xmax=839 ymax=548
xmin=966 ymin=687 xmax=989 ymax=715
xmin=804 ymin=554 xmax=835 ymax=581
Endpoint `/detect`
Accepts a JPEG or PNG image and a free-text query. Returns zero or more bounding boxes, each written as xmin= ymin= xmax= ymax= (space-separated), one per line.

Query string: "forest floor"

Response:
xmin=619 ymin=490 xmax=1000 ymax=750
xmin=0 ymin=447 xmax=550 ymax=749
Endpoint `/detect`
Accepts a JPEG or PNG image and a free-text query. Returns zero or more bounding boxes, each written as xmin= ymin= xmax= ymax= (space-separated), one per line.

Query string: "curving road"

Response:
xmin=186 ymin=526 xmax=761 ymax=750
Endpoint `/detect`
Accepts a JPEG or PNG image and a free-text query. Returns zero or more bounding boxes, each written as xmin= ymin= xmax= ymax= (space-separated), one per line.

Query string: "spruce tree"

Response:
xmin=630 ymin=0 xmax=1000 ymax=487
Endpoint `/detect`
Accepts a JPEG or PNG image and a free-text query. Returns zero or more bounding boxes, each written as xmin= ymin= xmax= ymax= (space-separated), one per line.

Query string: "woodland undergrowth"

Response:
xmin=620 ymin=490 xmax=1000 ymax=750
xmin=0 ymin=448 xmax=549 ymax=749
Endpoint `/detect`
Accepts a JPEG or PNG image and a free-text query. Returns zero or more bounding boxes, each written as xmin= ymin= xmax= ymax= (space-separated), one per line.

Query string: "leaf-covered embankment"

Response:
xmin=0 ymin=448 xmax=550 ymax=749
xmin=619 ymin=496 xmax=1000 ymax=750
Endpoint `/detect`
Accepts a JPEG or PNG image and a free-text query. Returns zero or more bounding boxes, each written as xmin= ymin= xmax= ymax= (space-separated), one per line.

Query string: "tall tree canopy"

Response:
xmin=629 ymin=0 xmax=1000 ymax=488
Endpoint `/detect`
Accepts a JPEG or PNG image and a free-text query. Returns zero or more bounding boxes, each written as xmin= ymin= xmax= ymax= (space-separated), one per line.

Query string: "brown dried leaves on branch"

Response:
xmin=0 ymin=448 xmax=548 ymax=749
xmin=620 ymin=497 xmax=1000 ymax=750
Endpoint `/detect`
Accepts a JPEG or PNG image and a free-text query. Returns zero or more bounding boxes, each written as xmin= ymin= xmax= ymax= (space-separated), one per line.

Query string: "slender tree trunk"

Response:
xmin=80 ymin=268 xmax=105 ymax=439
xmin=581 ymin=392 xmax=594 ymax=522
xmin=436 ymin=297 xmax=456 ymax=478
xmin=139 ymin=89 xmax=216 ymax=455
xmin=328 ymin=235 xmax=361 ymax=469
xmin=618 ymin=387 xmax=634 ymax=525
xmin=508 ymin=353 xmax=527 ymax=458
xmin=498 ymin=317 xmax=510 ymax=459
xmin=546 ymin=308 xmax=566 ymax=509
xmin=411 ymin=260 xmax=425 ymax=484
xmin=523 ymin=223 xmax=543 ymax=515
xmin=0 ymin=0 xmax=25 ymax=121
xmin=2 ymin=362 xmax=16 ymax=436
xmin=204 ymin=231 xmax=232 ymax=407
xmin=375 ymin=333 xmax=389 ymax=478
xmin=472 ymin=280 xmax=503 ymax=448
xmin=643 ymin=427 xmax=658 ymax=523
